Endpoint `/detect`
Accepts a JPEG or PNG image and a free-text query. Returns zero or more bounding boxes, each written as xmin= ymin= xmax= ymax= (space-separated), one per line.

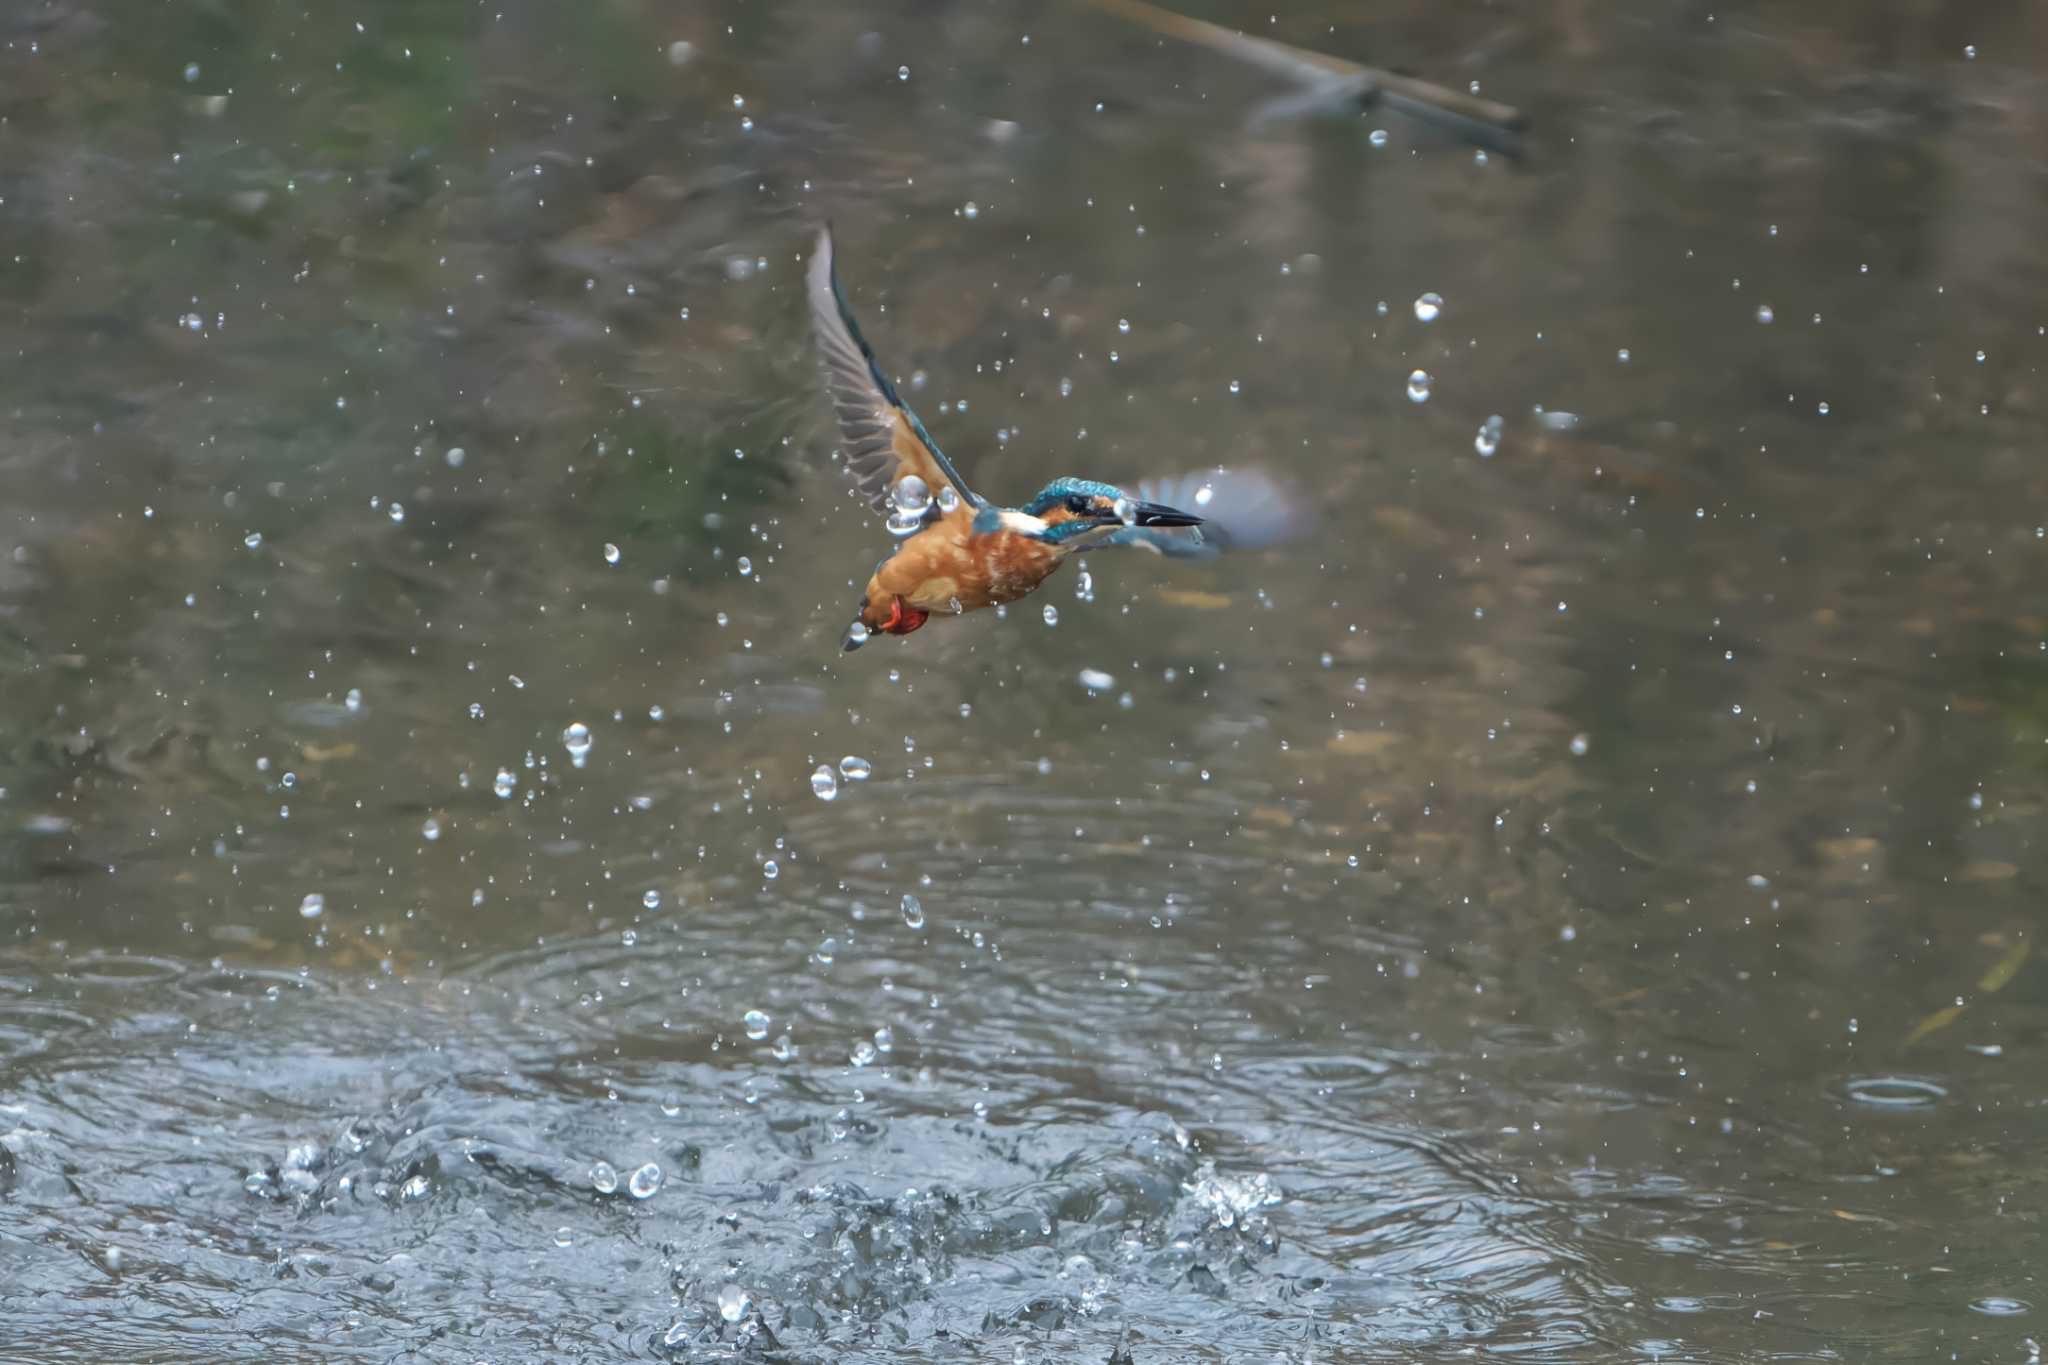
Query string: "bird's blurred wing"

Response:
xmin=1105 ymin=468 xmax=1310 ymax=558
xmin=807 ymin=226 xmax=984 ymax=515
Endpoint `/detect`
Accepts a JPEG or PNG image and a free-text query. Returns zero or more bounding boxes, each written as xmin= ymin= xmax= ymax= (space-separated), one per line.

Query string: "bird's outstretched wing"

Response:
xmin=807 ymin=226 xmax=985 ymax=515
xmin=1105 ymin=468 xmax=1309 ymax=558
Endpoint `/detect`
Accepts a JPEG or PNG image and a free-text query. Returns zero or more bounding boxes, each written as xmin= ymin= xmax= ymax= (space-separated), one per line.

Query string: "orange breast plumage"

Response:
xmin=871 ymin=513 xmax=1062 ymax=617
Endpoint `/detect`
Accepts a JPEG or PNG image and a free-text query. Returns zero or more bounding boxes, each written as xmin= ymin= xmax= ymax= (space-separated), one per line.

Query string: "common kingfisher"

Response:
xmin=808 ymin=226 xmax=1303 ymax=651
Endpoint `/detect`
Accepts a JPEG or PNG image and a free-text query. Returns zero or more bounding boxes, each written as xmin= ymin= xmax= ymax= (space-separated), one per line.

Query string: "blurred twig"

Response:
xmin=1083 ymin=0 xmax=1526 ymax=152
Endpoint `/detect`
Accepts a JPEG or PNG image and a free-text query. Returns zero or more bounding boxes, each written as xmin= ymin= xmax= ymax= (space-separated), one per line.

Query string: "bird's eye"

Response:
xmin=1065 ymin=494 xmax=1091 ymax=515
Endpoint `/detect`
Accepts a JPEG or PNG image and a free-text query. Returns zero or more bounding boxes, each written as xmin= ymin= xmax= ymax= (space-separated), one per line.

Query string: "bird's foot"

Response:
xmin=879 ymin=597 xmax=928 ymax=635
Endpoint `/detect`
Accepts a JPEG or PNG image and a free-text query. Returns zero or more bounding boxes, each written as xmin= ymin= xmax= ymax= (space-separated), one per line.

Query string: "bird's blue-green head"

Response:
xmin=980 ymin=476 xmax=1204 ymax=548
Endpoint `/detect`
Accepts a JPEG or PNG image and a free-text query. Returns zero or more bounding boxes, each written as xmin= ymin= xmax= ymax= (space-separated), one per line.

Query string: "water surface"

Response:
xmin=3 ymin=1 xmax=2047 ymax=1359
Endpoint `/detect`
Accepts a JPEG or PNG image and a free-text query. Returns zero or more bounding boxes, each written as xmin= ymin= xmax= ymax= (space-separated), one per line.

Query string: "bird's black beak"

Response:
xmin=1128 ymin=500 xmax=1204 ymax=529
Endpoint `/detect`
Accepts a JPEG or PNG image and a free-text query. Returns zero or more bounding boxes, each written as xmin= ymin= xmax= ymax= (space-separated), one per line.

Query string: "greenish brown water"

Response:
xmin=3 ymin=1 xmax=2047 ymax=1359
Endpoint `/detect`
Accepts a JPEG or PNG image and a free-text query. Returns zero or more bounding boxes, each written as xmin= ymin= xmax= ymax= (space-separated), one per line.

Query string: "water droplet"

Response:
xmin=744 ymin=1009 xmax=770 ymax=1040
xmin=1969 ymin=790 xmax=1985 ymax=811
xmin=400 ymin=1174 xmax=430 ymax=1201
xmin=850 ymin=1040 xmax=878 ymax=1067
xmin=1616 ymin=347 xmax=1631 ymax=364
xmin=901 ymin=893 xmax=926 ymax=929
xmin=892 ymin=473 xmax=931 ymax=514
xmin=1413 ymin=292 xmax=1443 ymax=322
xmin=628 ymin=1162 xmax=663 ymax=1199
xmin=603 ymin=543 xmax=620 ymax=564
xmin=961 ymin=201 xmax=980 ymax=220
xmin=1474 ymin=414 xmax=1504 ymax=457
xmin=589 ymin=1161 xmax=619 ymax=1194
xmin=717 ymin=1284 xmax=752 ymax=1324
xmin=1976 ymin=349 xmax=1987 ymax=364
xmin=1368 ymin=128 xmax=1389 ymax=148
xmin=562 ymin=722 xmax=593 ymax=767
xmin=1817 ymin=401 xmax=1831 ymax=416
xmin=1042 ymin=604 xmax=1059 ymax=626
xmin=1569 ymin=733 xmax=1590 ymax=756
xmin=898 ymin=64 xmax=910 ymax=80
xmin=183 ymin=62 xmax=201 ymax=82
xmin=344 ymin=688 xmax=363 ymax=713
xmin=762 ymin=860 xmax=779 ymax=880
xmin=1059 ymin=377 xmax=1074 ymax=398
xmin=422 ymin=817 xmax=441 ymax=842
xmin=1963 ymin=43 xmax=1977 ymax=59
xmin=810 ymin=765 xmax=840 ymax=801
xmin=299 ymin=893 xmax=325 ymax=919
xmin=445 ymin=446 xmax=466 ymax=468
xmin=1117 ymin=318 xmax=1131 ymax=335
xmin=1841 ymin=1075 xmax=1948 ymax=1108
xmin=1970 ymin=1296 xmax=2029 ymax=1316
xmin=244 ymin=531 xmax=263 ymax=550
xmin=553 ymin=1227 xmax=574 ymax=1247
xmin=1406 ymin=370 xmax=1432 ymax=403
xmin=1755 ymin=304 xmax=1775 ymax=324
xmin=840 ymin=755 xmax=872 ymax=780
xmin=642 ymin=889 xmax=662 ymax=911
xmin=1078 ymin=668 xmax=1115 ymax=692
xmin=936 ymin=486 xmax=961 ymax=513
xmin=493 ymin=769 xmax=516 ymax=799
xmin=1227 ymin=379 xmax=1241 ymax=395
xmin=387 ymin=503 xmax=405 ymax=524
xmin=737 ymin=556 xmax=753 ymax=576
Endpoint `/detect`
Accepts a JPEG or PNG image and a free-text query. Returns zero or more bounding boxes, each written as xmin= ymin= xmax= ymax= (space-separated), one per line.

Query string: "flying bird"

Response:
xmin=807 ymin=226 xmax=1303 ymax=651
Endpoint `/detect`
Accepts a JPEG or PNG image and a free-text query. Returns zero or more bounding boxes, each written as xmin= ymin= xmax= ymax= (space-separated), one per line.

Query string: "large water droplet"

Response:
xmin=1413 ymin=292 xmax=1443 ymax=322
xmin=886 ymin=509 xmax=924 ymax=537
xmin=901 ymin=893 xmax=926 ymax=929
xmin=1078 ymin=668 xmax=1115 ymax=692
xmin=1755 ymin=304 xmax=1775 ymax=324
xmin=961 ymin=202 xmax=980 ymax=220
xmin=1368 ymin=128 xmax=1389 ymax=148
xmin=344 ymin=688 xmax=363 ymax=713
xmin=936 ymin=485 xmax=961 ymax=513
xmin=1406 ymin=370 xmax=1432 ymax=403
xmin=589 ymin=1161 xmax=619 ymax=1194
xmin=1474 ymin=414 xmax=1504 ymax=458
xmin=562 ymin=722 xmax=593 ymax=767
xmin=299 ymin=893 xmax=325 ymax=919
xmin=1042 ymin=604 xmax=1059 ymax=626
xmin=628 ymin=1162 xmax=663 ymax=1199
xmin=850 ymin=1040 xmax=878 ymax=1067
xmin=744 ymin=1009 xmax=770 ymax=1040
xmin=840 ymin=755 xmax=872 ymax=780
xmin=811 ymin=765 xmax=840 ymax=801
xmin=603 ymin=543 xmax=620 ymax=565
xmin=717 ymin=1284 xmax=752 ymax=1324
xmin=493 ymin=769 xmax=516 ymax=799
xmin=892 ymin=474 xmax=931 ymax=513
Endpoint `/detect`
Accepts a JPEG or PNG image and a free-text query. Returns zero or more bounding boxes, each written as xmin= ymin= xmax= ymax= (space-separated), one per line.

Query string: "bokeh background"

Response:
xmin=2 ymin=0 xmax=2046 ymax=1359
